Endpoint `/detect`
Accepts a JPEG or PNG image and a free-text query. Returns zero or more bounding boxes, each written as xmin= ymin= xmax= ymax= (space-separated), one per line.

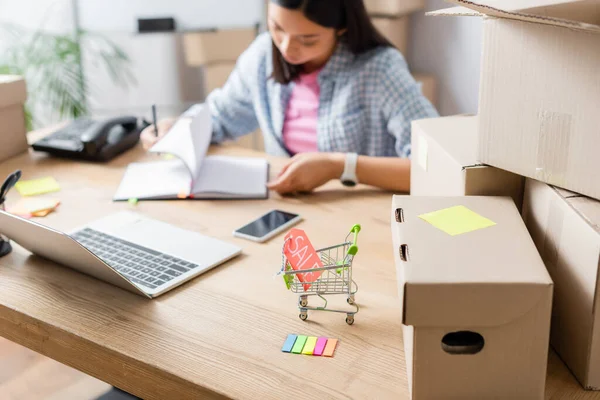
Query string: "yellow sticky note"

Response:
xmin=419 ymin=205 xmax=496 ymax=236
xmin=8 ymin=198 xmax=60 ymax=215
xmin=302 ymin=337 xmax=318 ymax=355
xmin=15 ymin=177 xmax=60 ymax=196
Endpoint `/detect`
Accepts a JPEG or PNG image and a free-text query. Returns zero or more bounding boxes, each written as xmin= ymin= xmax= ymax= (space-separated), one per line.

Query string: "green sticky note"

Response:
xmin=15 ymin=177 xmax=61 ymax=197
xmin=291 ymin=335 xmax=308 ymax=354
xmin=419 ymin=205 xmax=496 ymax=236
xmin=302 ymin=336 xmax=318 ymax=355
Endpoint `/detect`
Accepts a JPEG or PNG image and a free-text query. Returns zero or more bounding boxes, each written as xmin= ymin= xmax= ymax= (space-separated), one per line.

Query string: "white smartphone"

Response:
xmin=233 ymin=210 xmax=302 ymax=243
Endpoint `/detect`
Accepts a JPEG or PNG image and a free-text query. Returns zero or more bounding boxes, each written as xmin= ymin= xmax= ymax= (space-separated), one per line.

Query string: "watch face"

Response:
xmin=342 ymin=180 xmax=357 ymax=187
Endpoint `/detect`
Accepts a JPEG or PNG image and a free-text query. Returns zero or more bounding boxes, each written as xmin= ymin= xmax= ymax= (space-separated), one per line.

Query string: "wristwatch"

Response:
xmin=340 ymin=153 xmax=359 ymax=187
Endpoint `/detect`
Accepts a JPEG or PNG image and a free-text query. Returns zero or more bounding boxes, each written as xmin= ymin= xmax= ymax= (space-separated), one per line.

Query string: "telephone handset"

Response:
xmin=32 ymin=116 xmax=149 ymax=162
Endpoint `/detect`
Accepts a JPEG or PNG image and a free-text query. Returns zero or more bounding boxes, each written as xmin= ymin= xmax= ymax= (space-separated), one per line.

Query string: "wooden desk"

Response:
xmin=0 ymin=140 xmax=597 ymax=400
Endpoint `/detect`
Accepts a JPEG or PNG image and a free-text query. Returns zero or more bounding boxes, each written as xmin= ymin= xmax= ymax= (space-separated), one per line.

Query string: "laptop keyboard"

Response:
xmin=71 ymin=228 xmax=198 ymax=290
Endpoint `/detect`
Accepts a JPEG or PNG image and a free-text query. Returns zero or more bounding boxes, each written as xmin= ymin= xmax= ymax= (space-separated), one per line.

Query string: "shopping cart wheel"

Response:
xmin=346 ymin=314 xmax=354 ymax=325
xmin=347 ymin=296 xmax=355 ymax=305
xmin=299 ymin=312 xmax=308 ymax=321
xmin=299 ymin=296 xmax=308 ymax=307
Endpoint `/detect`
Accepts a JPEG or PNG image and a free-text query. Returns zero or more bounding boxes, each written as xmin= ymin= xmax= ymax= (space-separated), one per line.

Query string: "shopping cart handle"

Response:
xmin=348 ymin=224 xmax=361 ymax=256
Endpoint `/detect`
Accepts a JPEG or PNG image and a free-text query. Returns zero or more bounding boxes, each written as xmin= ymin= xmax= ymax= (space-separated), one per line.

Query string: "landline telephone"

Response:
xmin=32 ymin=116 xmax=149 ymax=162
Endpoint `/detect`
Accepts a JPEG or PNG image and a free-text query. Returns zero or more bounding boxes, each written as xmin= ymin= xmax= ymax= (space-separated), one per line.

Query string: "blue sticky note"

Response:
xmin=282 ymin=334 xmax=298 ymax=353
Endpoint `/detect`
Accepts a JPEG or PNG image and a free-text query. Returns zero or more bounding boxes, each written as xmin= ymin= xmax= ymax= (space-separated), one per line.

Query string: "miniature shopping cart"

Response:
xmin=278 ymin=225 xmax=361 ymax=325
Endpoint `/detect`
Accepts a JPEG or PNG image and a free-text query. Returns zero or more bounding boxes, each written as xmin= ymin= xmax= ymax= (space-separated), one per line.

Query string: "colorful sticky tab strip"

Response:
xmin=419 ymin=205 xmax=496 ymax=236
xmin=15 ymin=177 xmax=61 ymax=197
xmin=291 ymin=335 xmax=308 ymax=354
xmin=323 ymin=339 xmax=338 ymax=357
xmin=302 ymin=337 xmax=318 ymax=355
xmin=282 ymin=334 xmax=297 ymax=353
xmin=282 ymin=334 xmax=338 ymax=357
xmin=313 ymin=337 xmax=328 ymax=356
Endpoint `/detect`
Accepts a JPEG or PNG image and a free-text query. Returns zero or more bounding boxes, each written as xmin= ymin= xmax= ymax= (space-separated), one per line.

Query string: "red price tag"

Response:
xmin=284 ymin=228 xmax=323 ymax=291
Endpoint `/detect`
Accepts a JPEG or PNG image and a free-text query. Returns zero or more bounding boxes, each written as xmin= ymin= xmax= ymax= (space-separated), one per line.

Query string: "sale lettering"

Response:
xmin=284 ymin=229 xmax=324 ymax=291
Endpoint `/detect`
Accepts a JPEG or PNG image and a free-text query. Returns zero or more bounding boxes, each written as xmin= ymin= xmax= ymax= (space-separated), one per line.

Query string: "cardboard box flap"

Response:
xmin=552 ymin=187 xmax=600 ymax=234
xmin=443 ymin=0 xmax=600 ymax=33
xmin=392 ymin=195 xmax=552 ymax=328
xmin=0 ymin=75 xmax=27 ymax=109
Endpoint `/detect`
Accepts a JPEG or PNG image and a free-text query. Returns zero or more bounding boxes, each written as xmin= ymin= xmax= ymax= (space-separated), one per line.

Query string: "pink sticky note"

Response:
xmin=314 ymin=337 xmax=328 ymax=356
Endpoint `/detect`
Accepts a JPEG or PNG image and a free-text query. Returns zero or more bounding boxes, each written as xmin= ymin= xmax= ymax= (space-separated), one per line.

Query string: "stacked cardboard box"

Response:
xmin=182 ymin=27 xmax=262 ymax=150
xmin=0 ymin=76 xmax=28 ymax=163
xmin=391 ymin=195 xmax=553 ymax=399
xmin=364 ymin=0 xmax=438 ymax=107
xmin=410 ymin=115 xmax=524 ymax=209
xmin=401 ymin=0 xmax=600 ymax=395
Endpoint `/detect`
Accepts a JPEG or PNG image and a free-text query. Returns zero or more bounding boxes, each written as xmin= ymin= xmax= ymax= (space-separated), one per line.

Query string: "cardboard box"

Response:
xmin=411 ymin=115 xmax=525 ymax=210
xmin=182 ymin=28 xmax=256 ymax=66
xmin=371 ymin=16 xmax=409 ymax=54
xmin=391 ymin=195 xmax=553 ymax=399
xmin=430 ymin=0 xmax=600 ymax=200
xmin=364 ymin=0 xmax=425 ymax=17
xmin=412 ymin=72 xmax=437 ymax=107
xmin=0 ymin=76 xmax=28 ymax=163
xmin=523 ymin=179 xmax=600 ymax=390
xmin=203 ymin=63 xmax=235 ymax=94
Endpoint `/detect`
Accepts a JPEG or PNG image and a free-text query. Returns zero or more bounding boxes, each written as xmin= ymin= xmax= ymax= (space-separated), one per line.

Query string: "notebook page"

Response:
xmin=149 ymin=104 xmax=212 ymax=182
xmin=189 ymin=104 xmax=213 ymax=177
xmin=149 ymin=118 xmax=197 ymax=178
xmin=114 ymin=159 xmax=191 ymax=201
xmin=192 ymin=156 xmax=268 ymax=197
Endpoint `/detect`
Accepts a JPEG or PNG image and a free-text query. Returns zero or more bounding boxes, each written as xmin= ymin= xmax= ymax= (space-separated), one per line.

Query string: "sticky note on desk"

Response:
xmin=313 ymin=337 xmax=328 ymax=356
xmin=291 ymin=335 xmax=308 ymax=354
xmin=322 ymin=338 xmax=338 ymax=357
xmin=419 ymin=205 xmax=496 ymax=236
xmin=301 ymin=336 xmax=318 ymax=355
xmin=8 ymin=198 xmax=60 ymax=215
xmin=15 ymin=177 xmax=60 ymax=196
xmin=282 ymin=334 xmax=298 ymax=353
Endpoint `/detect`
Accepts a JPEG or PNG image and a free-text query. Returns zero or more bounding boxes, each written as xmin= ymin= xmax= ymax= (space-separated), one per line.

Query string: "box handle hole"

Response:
xmin=399 ymin=244 xmax=409 ymax=262
xmin=395 ymin=208 xmax=404 ymax=223
xmin=441 ymin=331 xmax=484 ymax=355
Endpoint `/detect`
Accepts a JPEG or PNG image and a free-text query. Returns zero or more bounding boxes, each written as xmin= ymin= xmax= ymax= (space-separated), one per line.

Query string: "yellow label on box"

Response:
xmin=419 ymin=205 xmax=496 ymax=236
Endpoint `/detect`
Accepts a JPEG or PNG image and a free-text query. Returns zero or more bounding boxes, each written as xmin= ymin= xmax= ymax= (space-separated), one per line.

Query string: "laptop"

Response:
xmin=0 ymin=210 xmax=242 ymax=298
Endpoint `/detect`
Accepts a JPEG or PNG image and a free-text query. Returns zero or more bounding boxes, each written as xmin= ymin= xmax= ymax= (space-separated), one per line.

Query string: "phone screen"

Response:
xmin=235 ymin=210 xmax=299 ymax=239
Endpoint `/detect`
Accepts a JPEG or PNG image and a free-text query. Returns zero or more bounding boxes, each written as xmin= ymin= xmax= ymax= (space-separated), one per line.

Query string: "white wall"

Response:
xmin=77 ymin=0 xmax=264 ymax=33
xmin=0 ymin=0 xmax=73 ymax=33
xmin=77 ymin=0 xmax=263 ymax=122
xmin=409 ymin=0 xmax=483 ymax=116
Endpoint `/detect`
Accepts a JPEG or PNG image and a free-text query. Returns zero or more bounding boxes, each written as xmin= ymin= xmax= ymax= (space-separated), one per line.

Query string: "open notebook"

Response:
xmin=114 ymin=105 xmax=269 ymax=201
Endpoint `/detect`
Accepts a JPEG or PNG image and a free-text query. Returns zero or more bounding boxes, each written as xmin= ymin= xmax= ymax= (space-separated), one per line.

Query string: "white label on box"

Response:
xmin=418 ymin=135 xmax=428 ymax=171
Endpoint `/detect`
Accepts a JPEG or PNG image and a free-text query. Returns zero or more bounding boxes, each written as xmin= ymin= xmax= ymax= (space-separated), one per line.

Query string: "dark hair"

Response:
xmin=270 ymin=0 xmax=393 ymax=84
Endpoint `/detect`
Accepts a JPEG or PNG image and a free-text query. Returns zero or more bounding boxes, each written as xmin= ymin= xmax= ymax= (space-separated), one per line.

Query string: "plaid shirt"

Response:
xmin=203 ymin=33 xmax=438 ymax=158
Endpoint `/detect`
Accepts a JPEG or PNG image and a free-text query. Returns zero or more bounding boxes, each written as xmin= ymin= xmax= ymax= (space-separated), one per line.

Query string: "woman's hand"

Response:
xmin=140 ymin=117 xmax=177 ymax=150
xmin=267 ymin=153 xmax=345 ymax=195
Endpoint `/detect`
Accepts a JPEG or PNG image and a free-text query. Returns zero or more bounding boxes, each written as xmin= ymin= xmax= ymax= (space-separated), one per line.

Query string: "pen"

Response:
xmin=152 ymin=104 xmax=158 ymax=137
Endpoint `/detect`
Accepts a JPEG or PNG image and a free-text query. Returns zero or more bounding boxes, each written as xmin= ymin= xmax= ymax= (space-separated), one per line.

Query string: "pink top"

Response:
xmin=282 ymin=68 xmax=321 ymax=154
